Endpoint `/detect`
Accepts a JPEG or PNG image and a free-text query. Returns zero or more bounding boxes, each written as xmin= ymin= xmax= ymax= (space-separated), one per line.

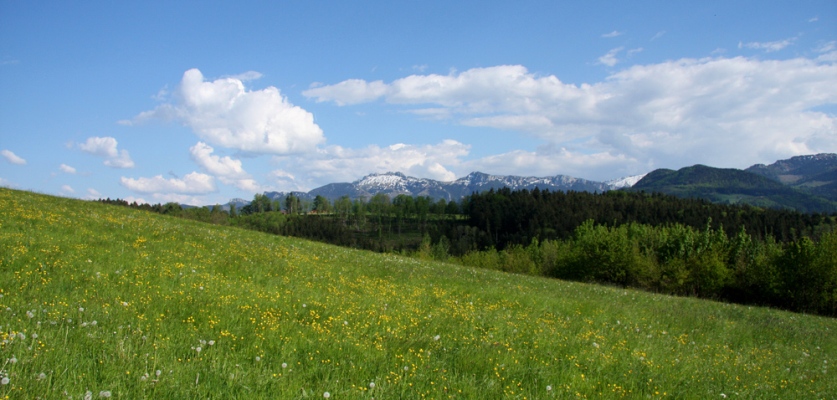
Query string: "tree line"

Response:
xmin=97 ymin=188 xmax=837 ymax=316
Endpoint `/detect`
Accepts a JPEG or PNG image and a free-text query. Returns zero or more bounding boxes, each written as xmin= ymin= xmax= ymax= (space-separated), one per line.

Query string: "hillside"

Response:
xmin=631 ymin=164 xmax=837 ymax=213
xmin=747 ymin=153 xmax=837 ymax=202
xmin=1 ymin=188 xmax=836 ymax=398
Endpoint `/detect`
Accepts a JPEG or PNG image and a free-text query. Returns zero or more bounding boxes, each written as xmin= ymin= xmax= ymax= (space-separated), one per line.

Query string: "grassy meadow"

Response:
xmin=1 ymin=187 xmax=836 ymax=399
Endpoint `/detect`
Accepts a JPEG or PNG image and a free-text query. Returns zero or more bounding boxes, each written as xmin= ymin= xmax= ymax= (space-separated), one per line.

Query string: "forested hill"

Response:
xmin=630 ymin=164 xmax=837 ymax=213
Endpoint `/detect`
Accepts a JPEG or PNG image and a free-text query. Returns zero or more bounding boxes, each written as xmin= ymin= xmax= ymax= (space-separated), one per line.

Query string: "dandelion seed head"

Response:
xmin=155 ymin=370 xmax=161 ymax=376
xmin=38 ymin=373 xmax=46 ymax=380
xmin=281 ymin=363 xmax=288 ymax=368
xmin=255 ymin=356 xmax=261 ymax=362
xmin=323 ymin=392 xmax=330 ymax=398
xmin=546 ymin=385 xmax=552 ymax=391
xmin=84 ymin=391 xmax=93 ymax=400
xmin=434 ymin=335 xmax=440 ymax=341
xmin=208 ymin=340 xmax=215 ymax=346
xmin=99 ymin=390 xmax=111 ymax=398
xmin=9 ymin=356 xmax=17 ymax=364
xmin=1 ymin=377 xmax=9 ymax=385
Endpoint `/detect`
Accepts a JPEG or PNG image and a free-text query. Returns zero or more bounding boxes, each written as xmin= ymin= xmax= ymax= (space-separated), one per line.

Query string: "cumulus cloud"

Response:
xmin=189 ymin=141 xmax=261 ymax=192
xmin=302 ymin=57 xmax=837 ymax=178
xmin=59 ymin=164 xmax=76 ymax=174
xmin=271 ymin=140 xmax=470 ymax=189
xmin=120 ymin=172 xmax=216 ymax=194
xmin=127 ymin=69 xmax=324 ymax=155
xmin=78 ymin=137 xmax=135 ymax=168
xmin=1 ymin=149 xmax=26 ymax=165
xmin=739 ymin=36 xmax=797 ymax=52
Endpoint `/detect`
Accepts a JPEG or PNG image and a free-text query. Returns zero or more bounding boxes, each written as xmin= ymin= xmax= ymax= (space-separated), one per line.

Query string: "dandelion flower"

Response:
xmin=281 ymin=363 xmax=288 ymax=369
xmin=369 ymin=382 xmax=375 ymax=389
xmin=434 ymin=335 xmax=440 ymax=341
xmin=323 ymin=392 xmax=330 ymax=398
xmin=255 ymin=356 xmax=261 ymax=362
xmin=546 ymin=385 xmax=552 ymax=391
xmin=79 ymin=307 xmax=85 ymax=312
xmin=1 ymin=377 xmax=9 ymax=385
xmin=84 ymin=391 xmax=93 ymax=400
xmin=195 ymin=347 xmax=202 ymax=353
xmin=155 ymin=370 xmax=162 ymax=376
xmin=99 ymin=390 xmax=112 ymax=398
xmin=208 ymin=340 xmax=215 ymax=346
xmin=9 ymin=356 xmax=17 ymax=364
xmin=38 ymin=373 xmax=46 ymax=380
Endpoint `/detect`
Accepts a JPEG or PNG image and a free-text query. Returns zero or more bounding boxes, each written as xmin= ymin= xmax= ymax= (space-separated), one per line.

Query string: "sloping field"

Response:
xmin=1 ymin=188 xmax=835 ymax=399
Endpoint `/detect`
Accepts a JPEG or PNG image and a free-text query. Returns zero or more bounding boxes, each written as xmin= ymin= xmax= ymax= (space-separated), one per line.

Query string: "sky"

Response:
xmin=1 ymin=1 xmax=836 ymax=205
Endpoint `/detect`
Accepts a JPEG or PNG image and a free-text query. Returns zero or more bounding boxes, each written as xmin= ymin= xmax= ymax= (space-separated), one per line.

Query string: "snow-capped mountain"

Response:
xmin=226 ymin=170 xmax=647 ymax=207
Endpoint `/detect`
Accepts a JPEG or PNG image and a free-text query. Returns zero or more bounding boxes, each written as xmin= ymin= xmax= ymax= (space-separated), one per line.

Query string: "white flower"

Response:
xmin=369 ymin=382 xmax=375 ymax=389
xmin=255 ymin=356 xmax=261 ymax=362
xmin=0 ymin=377 xmax=9 ymax=385
xmin=208 ymin=340 xmax=215 ymax=346
xmin=38 ymin=373 xmax=46 ymax=380
xmin=79 ymin=307 xmax=85 ymax=312
xmin=155 ymin=370 xmax=162 ymax=376
xmin=195 ymin=347 xmax=202 ymax=353
xmin=84 ymin=391 xmax=93 ymax=400
xmin=434 ymin=335 xmax=440 ymax=341
xmin=99 ymin=390 xmax=112 ymax=398
xmin=323 ymin=392 xmax=330 ymax=398
xmin=26 ymin=310 xmax=35 ymax=318
xmin=281 ymin=363 xmax=288 ymax=368
xmin=9 ymin=356 xmax=17 ymax=364
xmin=546 ymin=385 xmax=553 ymax=391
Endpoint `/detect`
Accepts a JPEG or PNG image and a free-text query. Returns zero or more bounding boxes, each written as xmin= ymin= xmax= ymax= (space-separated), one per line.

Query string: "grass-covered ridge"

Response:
xmin=1 ymin=188 xmax=835 ymax=399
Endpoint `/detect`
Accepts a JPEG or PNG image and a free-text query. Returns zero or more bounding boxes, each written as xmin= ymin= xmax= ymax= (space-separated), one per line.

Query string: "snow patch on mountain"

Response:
xmin=605 ymin=174 xmax=647 ymax=189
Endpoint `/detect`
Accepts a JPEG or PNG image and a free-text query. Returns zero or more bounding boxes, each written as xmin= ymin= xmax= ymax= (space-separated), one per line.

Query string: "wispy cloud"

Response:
xmin=59 ymin=164 xmax=77 ymax=174
xmin=1 ymin=149 xmax=26 ymax=165
xmin=739 ymin=36 xmax=798 ymax=52
xmin=601 ymin=30 xmax=623 ymax=38
xmin=651 ymin=31 xmax=666 ymax=41
xmin=598 ymin=47 xmax=624 ymax=67
xmin=120 ymin=172 xmax=216 ymax=194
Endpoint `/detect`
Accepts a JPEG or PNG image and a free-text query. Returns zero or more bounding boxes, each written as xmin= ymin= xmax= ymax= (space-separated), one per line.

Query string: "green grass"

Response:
xmin=1 ymin=187 xmax=835 ymax=399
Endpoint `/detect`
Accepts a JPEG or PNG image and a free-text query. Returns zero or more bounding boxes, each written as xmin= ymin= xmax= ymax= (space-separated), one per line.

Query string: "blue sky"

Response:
xmin=1 ymin=1 xmax=835 ymax=205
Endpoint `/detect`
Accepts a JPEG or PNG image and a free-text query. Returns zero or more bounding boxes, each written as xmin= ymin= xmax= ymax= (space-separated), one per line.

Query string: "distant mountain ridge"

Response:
xmin=259 ymin=171 xmax=638 ymax=205
xmin=220 ymin=153 xmax=837 ymax=214
xmin=631 ymin=159 xmax=837 ymax=213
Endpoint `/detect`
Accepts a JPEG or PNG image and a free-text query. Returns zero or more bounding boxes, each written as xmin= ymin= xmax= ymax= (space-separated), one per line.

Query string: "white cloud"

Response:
xmin=86 ymin=188 xmax=102 ymax=199
xmin=598 ymin=47 xmax=623 ymax=67
xmin=189 ymin=141 xmax=261 ymax=192
xmin=305 ymin=79 xmax=389 ymax=106
xmin=128 ymin=68 xmax=324 ymax=155
xmin=120 ymin=172 xmax=216 ymax=194
xmin=59 ymin=164 xmax=76 ymax=174
xmin=302 ymin=57 xmax=837 ymax=179
xmin=78 ymin=137 xmax=135 ymax=168
xmin=651 ymin=31 xmax=666 ymax=41
xmin=1 ymin=149 xmax=26 ymax=165
xmin=602 ymin=30 xmax=623 ymax=38
xmin=271 ymin=140 xmax=470 ymax=190
xmin=60 ymin=185 xmax=75 ymax=194
xmin=739 ymin=36 xmax=797 ymax=52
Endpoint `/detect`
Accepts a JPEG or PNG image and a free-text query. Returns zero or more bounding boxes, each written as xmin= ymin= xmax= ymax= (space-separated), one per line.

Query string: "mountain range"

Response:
xmin=222 ymin=153 xmax=837 ymax=214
